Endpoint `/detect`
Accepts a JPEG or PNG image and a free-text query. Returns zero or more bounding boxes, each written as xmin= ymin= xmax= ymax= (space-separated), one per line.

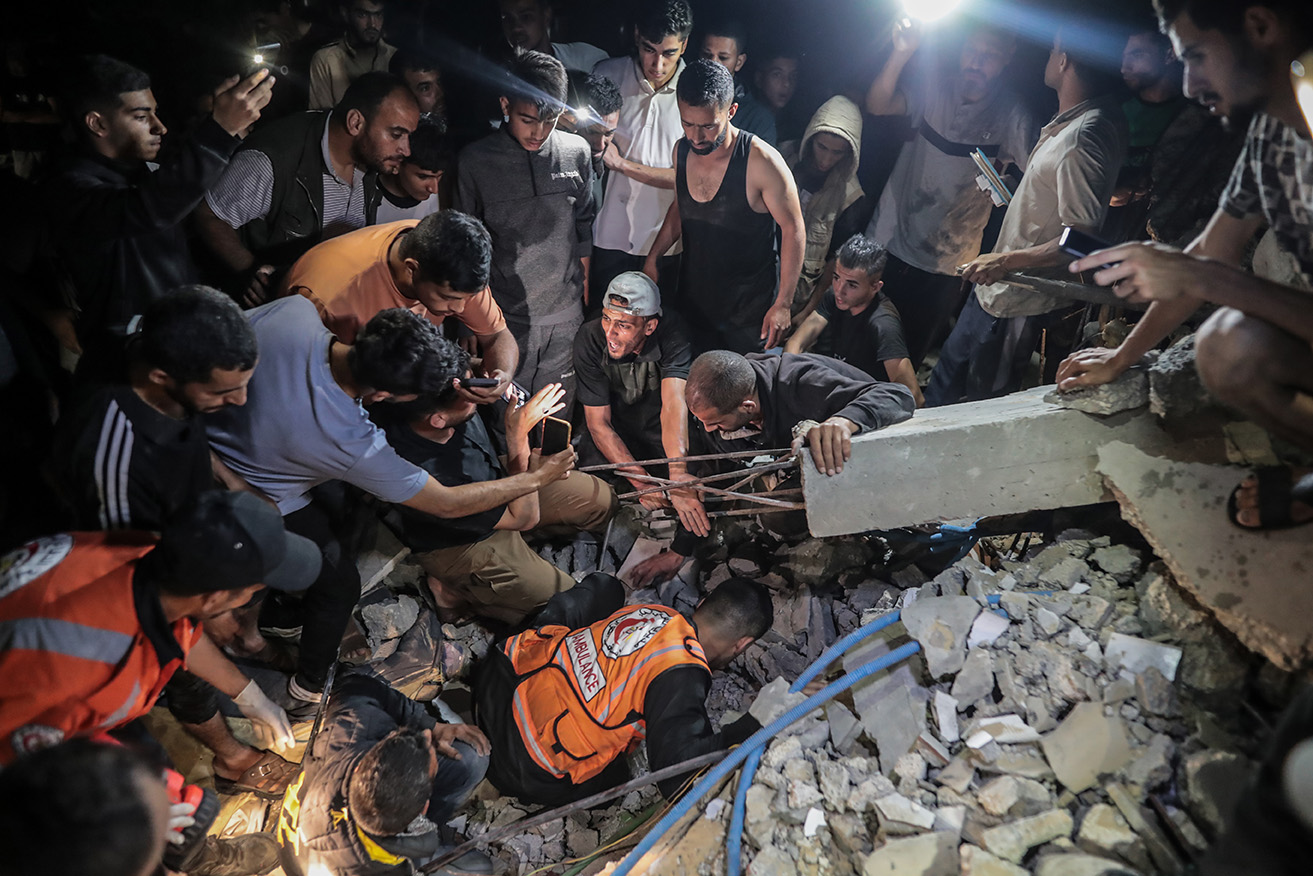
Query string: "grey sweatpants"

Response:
xmin=511 ymin=314 xmax=583 ymax=417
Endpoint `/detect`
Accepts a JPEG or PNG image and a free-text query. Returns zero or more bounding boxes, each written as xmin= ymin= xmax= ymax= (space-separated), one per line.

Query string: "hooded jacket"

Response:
xmin=785 ymin=96 xmax=864 ymax=311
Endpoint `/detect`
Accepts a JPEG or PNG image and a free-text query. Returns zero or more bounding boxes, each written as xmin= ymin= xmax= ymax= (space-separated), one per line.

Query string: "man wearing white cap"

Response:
xmin=573 ymin=271 xmax=709 ymax=540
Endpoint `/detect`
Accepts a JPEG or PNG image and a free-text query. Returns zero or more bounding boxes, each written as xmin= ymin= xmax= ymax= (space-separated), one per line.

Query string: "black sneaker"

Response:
xmin=187 ymin=834 xmax=280 ymax=876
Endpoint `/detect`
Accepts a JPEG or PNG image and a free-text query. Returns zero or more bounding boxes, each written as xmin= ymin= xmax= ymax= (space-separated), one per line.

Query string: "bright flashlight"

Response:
xmin=1295 ymin=53 xmax=1313 ymax=135
xmin=904 ymin=0 xmax=962 ymax=22
xmin=252 ymin=53 xmax=265 ymax=65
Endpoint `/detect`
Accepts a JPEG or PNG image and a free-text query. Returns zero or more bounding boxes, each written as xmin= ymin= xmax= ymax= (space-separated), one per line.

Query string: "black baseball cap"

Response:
xmin=152 ymin=492 xmax=321 ymax=594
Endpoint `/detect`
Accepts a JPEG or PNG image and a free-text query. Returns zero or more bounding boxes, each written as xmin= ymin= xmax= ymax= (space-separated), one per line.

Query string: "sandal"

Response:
xmin=1226 ymin=466 xmax=1313 ymax=531
xmin=214 ymin=750 xmax=301 ymax=799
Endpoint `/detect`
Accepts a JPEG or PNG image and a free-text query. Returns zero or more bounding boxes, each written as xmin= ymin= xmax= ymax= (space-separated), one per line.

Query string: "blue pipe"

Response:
xmin=611 ymin=639 xmax=922 ymax=876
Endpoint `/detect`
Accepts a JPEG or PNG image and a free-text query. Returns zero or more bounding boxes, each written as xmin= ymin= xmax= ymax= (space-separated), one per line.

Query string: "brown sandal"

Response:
xmin=214 ymin=751 xmax=301 ymax=799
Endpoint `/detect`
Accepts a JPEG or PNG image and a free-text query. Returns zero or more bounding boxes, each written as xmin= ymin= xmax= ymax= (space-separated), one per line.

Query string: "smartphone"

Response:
xmin=1058 ymin=226 xmax=1113 ymax=259
xmin=538 ymin=416 xmax=572 ymax=455
xmin=459 ymin=377 xmax=500 ymax=389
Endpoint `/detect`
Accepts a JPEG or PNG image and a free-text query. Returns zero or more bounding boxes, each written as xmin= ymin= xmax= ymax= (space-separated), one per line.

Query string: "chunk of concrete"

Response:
xmin=863 ymin=832 xmax=958 ymax=876
xmin=1045 ymin=366 xmax=1149 ymax=417
xmin=902 ymin=596 xmax=982 ymax=677
xmin=1148 ymin=334 xmax=1213 ymax=420
xmin=1106 ymin=782 xmax=1183 ymax=874
xmin=951 ymin=648 xmax=995 ymax=704
xmin=959 ymin=844 xmax=1030 ymax=876
xmin=963 ymin=714 xmax=1041 ymax=745
xmin=933 ymin=691 xmax=960 ymax=743
xmin=1041 ymin=703 xmax=1133 ymax=793
xmin=979 ymin=809 xmax=1074 ymax=863
xmin=1033 ymin=854 xmax=1138 ymax=876
xmin=968 ymin=611 xmax=1010 ymax=648
xmin=874 ymin=792 xmax=937 ymax=832
xmin=1098 ymin=441 xmax=1313 ymax=670
xmin=804 ymin=387 xmax=1166 ymax=536
xmin=1181 ymin=750 xmax=1252 ymax=836
xmin=1077 ymin=804 xmax=1146 ymax=869
xmin=1104 ymin=633 xmax=1182 ymax=682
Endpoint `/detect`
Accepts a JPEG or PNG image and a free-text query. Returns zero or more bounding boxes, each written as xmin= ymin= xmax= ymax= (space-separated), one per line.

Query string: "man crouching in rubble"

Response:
xmin=473 ymin=572 xmax=772 ymax=804
xmin=630 ymin=349 xmax=917 ymax=586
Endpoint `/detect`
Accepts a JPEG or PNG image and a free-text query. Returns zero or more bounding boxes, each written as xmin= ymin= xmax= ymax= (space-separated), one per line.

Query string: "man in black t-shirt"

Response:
xmin=786 ymin=235 xmax=923 ymax=406
xmin=573 ymin=272 xmax=709 ymax=540
xmin=377 ymin=371 xmax=616 ymax=625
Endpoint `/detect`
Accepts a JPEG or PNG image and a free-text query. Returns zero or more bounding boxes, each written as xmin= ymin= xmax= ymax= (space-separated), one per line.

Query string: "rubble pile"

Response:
xmin=369 ymin=523 xmax=1276 ymax=876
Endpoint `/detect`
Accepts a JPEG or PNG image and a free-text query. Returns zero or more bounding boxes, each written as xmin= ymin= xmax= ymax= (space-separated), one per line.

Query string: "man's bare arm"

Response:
xmin=883 ymin=358 xmax=924 ymax=407
xmin=193 ymin=199 xmax=256 ymax=273
xmin=400 ymin=452 xmax=572 ymax=518
xmin=784 ymin=312 xmax=828 ymax=354
xmin=865 ymin=20 xmax=919 ymax=116
xmin=602 ymin=141 xmax=676 ymax=189
xmin=753 ymin=141 xmax=807 ymax=347
xmin=644 ymin=199 xmax=684 ymax=275
xmin=660 ymin=376 xmax=709 ymax=536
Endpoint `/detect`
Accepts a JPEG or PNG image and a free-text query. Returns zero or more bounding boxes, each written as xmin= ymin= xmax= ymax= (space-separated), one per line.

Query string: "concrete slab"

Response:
xmin=357 ymin=525 xmax=410 ymax=594
xmin=803 ymin=387 xmax=1168 ymax=537
xmin=1097 ymin=441 xmax=1313 ymax=670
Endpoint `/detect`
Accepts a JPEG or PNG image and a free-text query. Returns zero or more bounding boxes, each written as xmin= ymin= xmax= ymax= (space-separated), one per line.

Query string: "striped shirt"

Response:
xmin=50 ymin=384 xmax=216 ymax=531
xmin=204 ymin=111 xmax=368 ymax=240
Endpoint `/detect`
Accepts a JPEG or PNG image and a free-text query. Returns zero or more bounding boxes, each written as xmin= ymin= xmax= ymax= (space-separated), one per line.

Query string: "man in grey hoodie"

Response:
xmin=457 ymin=49 xmax=595 ymax=412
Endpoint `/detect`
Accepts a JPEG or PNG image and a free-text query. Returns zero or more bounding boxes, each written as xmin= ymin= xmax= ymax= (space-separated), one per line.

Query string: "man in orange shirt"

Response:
xmin=281 ymin=211 xmax=518 ymax=403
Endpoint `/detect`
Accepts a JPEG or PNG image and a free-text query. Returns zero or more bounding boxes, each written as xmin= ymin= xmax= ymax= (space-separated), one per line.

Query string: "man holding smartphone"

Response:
xmin=375 ymin=366 xmax=616 ymax=625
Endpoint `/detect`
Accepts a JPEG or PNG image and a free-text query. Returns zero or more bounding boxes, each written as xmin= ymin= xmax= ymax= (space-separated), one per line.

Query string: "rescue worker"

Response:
xmin=474 ymin=572 xmax=772 ymax=804
xmin=0 ymin=490 xmax=321 ymax=763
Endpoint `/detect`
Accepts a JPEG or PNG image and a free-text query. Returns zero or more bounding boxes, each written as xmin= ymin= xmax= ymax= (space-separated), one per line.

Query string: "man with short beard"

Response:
xmin=196 ymin=72 xmax=419 ymax=305
xmin=644 ymin=59 xmax=804 ymax=354
xmin=308 ymin=0 xmax=396 ymax=109
xmin=1058 ymin=0 xmax=1313 ymax=532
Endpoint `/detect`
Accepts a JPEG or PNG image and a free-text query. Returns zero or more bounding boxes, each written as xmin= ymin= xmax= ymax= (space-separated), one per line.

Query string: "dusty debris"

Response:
xmin=1044 ymin=366 xmax=1149 ymax=417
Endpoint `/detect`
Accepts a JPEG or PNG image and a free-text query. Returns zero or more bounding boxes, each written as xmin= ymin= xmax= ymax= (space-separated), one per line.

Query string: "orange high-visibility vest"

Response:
xmin=0 ymin=531 xmax=202 ymax=763
xmin=502 ymin=604 xmax=709 ymax=784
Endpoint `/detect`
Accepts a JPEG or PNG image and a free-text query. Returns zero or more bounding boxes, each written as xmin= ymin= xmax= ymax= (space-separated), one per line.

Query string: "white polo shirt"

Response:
xmin=592 ymin=56 xmax=685 ymax=257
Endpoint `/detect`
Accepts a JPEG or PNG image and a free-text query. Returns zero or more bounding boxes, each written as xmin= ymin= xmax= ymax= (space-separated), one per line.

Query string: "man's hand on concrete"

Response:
xmin=530 ymin=447 xmax=576 ymax=486
xmin=627 ymin=550 xmax=685 ymax=589
xmin=212 ymin=68 xmax=275 ymax=138
xmin=1068 ymin=241 xmax=1197 ymax=304
xmin=669 ymin=471 xmax=711 ymax=537
xmin=960 ymin=252 xmax=1011 ymax=286
xmin=761 ymin=302 xmax=792 ymax=349
xmin=1056 ymin=346 xmax=1130 ymax=391
xmin=430 ymin=723 xmax=490 ymax=760
xmin=234 ymin=679 xmax=296 ymax=753
xmin=241 ymin=264 xmax=277 ymax=308
xmin=506 ymin=382 xmax=565 ymax=439
xmin=795 ymin=417 xmax=856 ymax=476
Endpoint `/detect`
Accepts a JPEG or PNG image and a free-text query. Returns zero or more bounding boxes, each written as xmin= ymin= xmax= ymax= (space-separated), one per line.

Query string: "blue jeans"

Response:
xmin=924 ymin=291 xmax=1049 ymax=407
xmin=429 ymin=739 xmax=490 ymax=825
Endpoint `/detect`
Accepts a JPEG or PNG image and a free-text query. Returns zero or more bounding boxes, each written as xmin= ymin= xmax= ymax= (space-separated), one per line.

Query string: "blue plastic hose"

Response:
xmin=610 ymin=639 xmax=922 ymax=876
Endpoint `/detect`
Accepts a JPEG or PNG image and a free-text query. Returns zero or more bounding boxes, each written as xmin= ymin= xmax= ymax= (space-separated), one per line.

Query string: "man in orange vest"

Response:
xmin=473 ymin=572 xmax=772 ymax=803
xmin=0 ymin=490 xmax=321 ymax=764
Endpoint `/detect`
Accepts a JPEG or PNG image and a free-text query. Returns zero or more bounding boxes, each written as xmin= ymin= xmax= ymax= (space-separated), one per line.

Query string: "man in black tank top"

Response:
xmin=642 ymin=59 xmax=804 ymax=355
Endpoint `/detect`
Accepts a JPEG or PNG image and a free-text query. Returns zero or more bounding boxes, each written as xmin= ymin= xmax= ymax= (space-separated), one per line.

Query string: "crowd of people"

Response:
xmin=0 ymin=0 xmax=1311 ymax=873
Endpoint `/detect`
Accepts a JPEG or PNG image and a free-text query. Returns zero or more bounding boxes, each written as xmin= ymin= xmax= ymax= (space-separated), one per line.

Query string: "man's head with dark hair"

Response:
xmin=753 ymin=45 xmax=799 ymax=112
xmin=349 ymin=308 xmax=467 ymax=403
xmin=389 ymin=49 xmax=445 ymax=116
xmin=396 ymin=211 xmax=493 ymax=317
xmin=1152 ymin=0 xmax=1312 ymax=126
xmin=500 ymin=0 xmax=555 ymax=55
xmin=136 ymin=286 xmax=258 ymax=415
xmin=564 ymin=71 xmax=622 ymax=160
xmin=832 ymin=235 xmax=888 ymax=315
xmin=336 ymin=71 xmax=420 ymax=175
xmin=395 ymin=121 xmax=451 ymax=201
xmin=1044 ymin=23 xmax=1128 ymax=100
xmin=388 ymin=343 xmax=478 ymax=434
xmin=1121 ymin=26 xmax=1180 ymax=95
xmin=0 ymin=740 xmax=169 ymax=876
xmin=342 ymin=0 xmax=386 ymax=49
xmin=500 ymin=49 xmax=568 ymax=152
xmin=64 ymin=55 xmax=165 ymax=162
xmin=634 ymin=0 xmax=693 ymax=89
xmin=959 ymin=26 xmax=1017 ymax=101
xmin=701 ymin=19 xmax=749 ymax=77
xmin=677 ymin=59 xmax=736 ymax=155
xmin=348 ymin=728 xmax=435 ymax=836
xmin=685 ymin=350 xmax=760 ymax=435
xmin=692 ymin=577 xmax=773 ymax=669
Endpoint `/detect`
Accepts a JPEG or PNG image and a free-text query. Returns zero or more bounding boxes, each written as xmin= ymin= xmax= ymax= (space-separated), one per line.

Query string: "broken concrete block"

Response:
xmin=360 ymin=594 xmax=420 ymax=646
xmin=1033 ymin=853 xmax=1135 ymax=876
xmin=1137 ymin=572 xmax=1208 ymax=641
xmin=1148 ymin=334 xmax=1213 ymax=420
xmin=964 ymin=714 xmax=1041 ymax=745
xmin=977 ymin=775 xmax=1053 ymax=818
xmin=1067 ymin=595 xmax=1114 ymax=630
xmin=1045 ymin=366 xmax=1149 ymax=416
xmin=937 ymin=756 xmax=976 ymax=795
xmin=1179 ymin=637 xmax=1249 ymax=699
xmin=826 ymin=701 xmax=863 ymax=756
xmin=1089 ymin=545 xmax=1142 ymax=584
xmin=1124 ymin=733 xmax=1175 ymax=792
xmin=749 ymin=846 xmax=797 ymax=876
xmin=916 ymin=732 xmax=951 ymax=768
xmin=1077 ymin=804 xmax=1145 ymax=869
xmin=862 ymin=831 xmax=957 ymax=876
xmin=850 ymin=774 xmax=898 ymax=813
xmin=934 ymin=805 xmax=966 ymax=839
xmin=850 ymin=655 xmax=929 ymax=775
xmin=960 ymin=844 xmax=1030 ymax=876
xmin=874 ymin=792 xmax=937 ymax=832
xmin=1104 ymin=633 xmax=1182 ymax=682
xmin=1041 ymin=703 xmax=1134 ymax=793
xmin=968 ymin=611 xmax=1010 ymax=649
xmin=1098 ymin=441 xmax=1313 ymax=670
xmin=817 ymin=760 xmax=853 ymax=811
xmin=895 ymin=753 xmax=928 ymax=784
xmin=1182 ymin=750 xmax=1252 ymax=836
xmin=748 ymin=677 xmax=809 ymax=726
xmin=1034 ymin=606 xmax=1063 ymax=638
xmin=951 ymin=648 xmax=995 ymax=704
xmin=1106 ymin=782 xmax=1183 ymax=873
xmin=1134 ymin=667 xmax=1178 ymax=717
xmin=901 ymin=596 xmax=981 ymax=677
xmin=979 ymin=809 xmax=1074 ymax=863
xmin=803 ymin=387 xmax=1165 ymax=536
xmin=933 ymin=691 xmax=961 ymax=744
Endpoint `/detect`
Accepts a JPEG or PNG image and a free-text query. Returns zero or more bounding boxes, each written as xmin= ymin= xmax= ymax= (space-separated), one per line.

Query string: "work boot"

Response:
xmin=186 ymin=834 xmax=279 ymax=876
